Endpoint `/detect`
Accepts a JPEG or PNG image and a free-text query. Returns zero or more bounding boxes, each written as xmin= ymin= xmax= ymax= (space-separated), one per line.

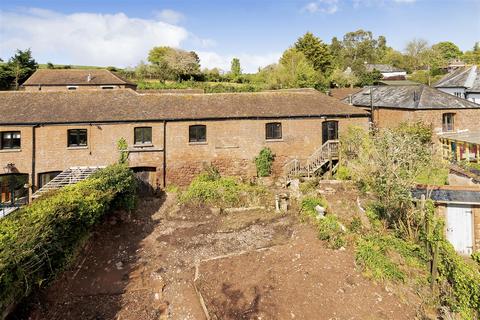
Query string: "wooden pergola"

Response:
xmin=440 ymin=131 xmax=480 ymax=163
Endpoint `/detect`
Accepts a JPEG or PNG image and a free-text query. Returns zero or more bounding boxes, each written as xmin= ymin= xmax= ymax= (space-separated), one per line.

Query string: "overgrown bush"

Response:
xmin=299 ymin=179 xmax=319 ymax=194
xmin=437 ymin=242 xmax=480 ymax=318
xmin=300 ymin=196 xmax=328 ymax=219
xmin=355 ymin=234 xmax=426 ymax=282
xmin=254 ymin=147 xmax=275 ymax=177
xmin=317 ymin=215 xmax=346 ymax=249
xmin=179 ymin=170 xmax=266 ymax=207
xmin=0 ymin=164 xmax=137 ymax=313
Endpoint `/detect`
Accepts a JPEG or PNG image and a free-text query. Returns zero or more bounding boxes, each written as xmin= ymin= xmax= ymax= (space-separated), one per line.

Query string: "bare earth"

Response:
xmin=15 ymin=191 xmax=419 ymax=320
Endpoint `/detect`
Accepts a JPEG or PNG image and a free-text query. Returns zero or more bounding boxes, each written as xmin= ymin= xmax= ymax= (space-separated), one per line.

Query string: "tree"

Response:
xmin=148 ymin=46 xmax=201 ymax=81
xmin=330 ymin=68 xmax=358 ymax=88
xmin=330 ymin=36 xmax=344 ymax=68
xmin=342 ymin=30 xmax=378 ymax=72
xmin=230 ymin=58 xmax=242 ymax=80
xmin=0 ymin=49 xmax=38 ymax=90
xmin=404 ymin=38 xmax=429 ymax=70
xmin=46 ymin=62 xmax=55 ymax=69
xmin=463 ymin=42 xmax=480 ymax=65
xmin=432 ymin=41 xmax=462 ymax=62
xmin=294 ymin=32 xmax=333 ymax=74
xmin=274 ymin=48 xmax=322 ymax=88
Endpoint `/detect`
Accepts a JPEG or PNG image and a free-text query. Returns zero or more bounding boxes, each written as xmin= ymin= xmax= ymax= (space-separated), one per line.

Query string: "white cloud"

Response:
xmin=302 ymin=0 xmax=339 ymax=14
xmin=0 ymin=8 xmax=190 ymax=67
xmin=197 ymin=51 xmax=281 ymax=73
xmin=0 ymin=8 xmax=277 ymax=72
xmin=353 ymin=0 xmax=416 ymax=7
xmin=154 ymin=9 xmax=184 ymax=24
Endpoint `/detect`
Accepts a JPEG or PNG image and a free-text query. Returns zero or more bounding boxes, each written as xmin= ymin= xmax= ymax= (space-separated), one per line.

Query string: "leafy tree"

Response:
xmin=267 ymin=48 xmax=323 ymax=89
xmin=330 ymin=36 xmax=344 ymax=68
xmin=356 ymin=69 xmax=382 ymax=86
xmin=463 ymin=42 xmax=480 ymax=64
xmin=432 ymin=41 xmax=462 ymax=62
xmin=9 ymin=49 xmax=38 ymax=90
xmin=330 ymin=68 xmax=358 ymax=88
xmin=230 ymin=58 xmax=242 ymax=81
xmin=342 ymin=30 xmax=378 ymax=73
xmin=46 ymin=62 xmax=55 ymax=69
xmin=295 ymin=32 xmax=333 ymax=74
xmin=148 ymin=46 xmax=201 ymax=81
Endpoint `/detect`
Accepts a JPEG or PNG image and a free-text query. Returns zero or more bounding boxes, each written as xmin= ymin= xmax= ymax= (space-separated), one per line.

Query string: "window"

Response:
xmin=134 ymin=127 xmax=152 ymax=145
xmin=265 ymin=122 xmax=282 ymax=140
xmin=67 ymin=86 xmax=78 ymax=90
xmin=189 ymin=125 xmax=206 ymax=143
xmin=454 ymin=92 xmax=463 ymax=98
xmin=101 ymin=86 xmax=115 ymax=90
xmin=38 ymin=171 xmax=61 ymax=188
xmin=0 ymin=131 xmax=21 ymax=150
xmin=322 ymin=121 xmax=338 ymax=143
xmin=443 ymin=113 xmax=455 ymax=132
xmin=67 ymin=129 xmax=87 ymax=147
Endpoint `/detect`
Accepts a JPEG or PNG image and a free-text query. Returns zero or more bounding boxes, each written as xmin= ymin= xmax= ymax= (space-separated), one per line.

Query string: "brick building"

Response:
xmin=0 ymin=89 xmax=369 ymax=199
xmin=22 ymin=69 xmax=137 ymax=91
xmin=345 ymin=85 xmax=480 ymax=134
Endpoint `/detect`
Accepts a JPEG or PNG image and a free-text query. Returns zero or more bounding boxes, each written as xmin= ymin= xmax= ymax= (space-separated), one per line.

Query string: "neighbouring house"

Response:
xmin=413 ymin=185 xmax=480 ymax=254
xmin=434 ymin=65 xmax=480 ymax=104
xmin=366 ymin=64 xmax=407 ymax=80
xmin=22 ymin=69 xmax=137 ymax=91
xmin=345 ymin=85 xmax=480 ymax=134
xmin=0 ymin=88 xmax=369 ymax=199
xmin=445 ymin=58 xmax=466 ymax=72
xmin=439 ymin=131 xmax=480 ymax=164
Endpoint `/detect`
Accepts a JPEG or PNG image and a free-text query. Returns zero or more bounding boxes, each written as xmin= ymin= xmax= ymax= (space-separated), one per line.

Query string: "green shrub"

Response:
xmin=472 ymin=252 xmax=480 ymax=267
xmin=437 ymin=241 xmax=480 ymax=318
xmin=254 ymin=147 xmax=275 ymax=177
xmin=349 ymin=216 xmax=363 ymax=234
xmin=0 ymin=164 xmax=137 ymax=312
xmin=179 ymin=171 xmax=266 ymax=207
xmin=355 ymin=234 xmax=426 ymax=282
xmin=317 ymin=215 xmax=346 ymax=249
xmin=300 ymin=196 xmax=328 ymax=219
xmin=335 ymin=166 xmax=351 ymax=180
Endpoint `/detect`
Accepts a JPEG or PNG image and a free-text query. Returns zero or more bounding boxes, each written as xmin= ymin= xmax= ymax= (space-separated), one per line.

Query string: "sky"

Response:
xmin=0 ymin=0 xmax=479 ymax=73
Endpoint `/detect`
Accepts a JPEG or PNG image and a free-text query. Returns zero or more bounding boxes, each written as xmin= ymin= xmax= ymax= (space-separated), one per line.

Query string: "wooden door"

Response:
xmin=446 ymin=205 xmax=473 ymax=255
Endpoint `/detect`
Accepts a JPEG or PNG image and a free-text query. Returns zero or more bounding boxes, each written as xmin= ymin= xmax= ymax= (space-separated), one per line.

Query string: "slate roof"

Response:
xmin=328 ymin=88 xmax=362 ymax=100
xmin=366 ymin=64 xmax=405 ymax=73
xmin=0 ymin=89 xmax=369 ymax=125
xmin=412 ymin=186 xmax=480 ymax=204
xmin=22 ymin=69 xmax=136 ymax=86
xmin=345 ymin=85 xmax=480 ymax=110
xmin=434 ymin=65 xmax=480 ymax=92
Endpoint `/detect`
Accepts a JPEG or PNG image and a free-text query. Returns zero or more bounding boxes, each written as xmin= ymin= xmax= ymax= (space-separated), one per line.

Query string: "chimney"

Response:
xmin=87 ymin=73 xmax=92 ymax=82
xmin=348 ymin=94 xmax=353 ymax=105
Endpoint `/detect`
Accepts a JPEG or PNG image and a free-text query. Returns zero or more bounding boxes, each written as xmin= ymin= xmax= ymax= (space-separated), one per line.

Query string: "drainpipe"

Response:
xmin=31 ymin=124 xmax=40 ymax=202
xmin=163 ymin=120 xmax=167 ymax=188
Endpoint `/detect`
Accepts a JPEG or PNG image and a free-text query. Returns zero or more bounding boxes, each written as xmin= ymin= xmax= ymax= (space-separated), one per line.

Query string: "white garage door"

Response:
xmin=446 ymin=204 xmax=473 ymax=255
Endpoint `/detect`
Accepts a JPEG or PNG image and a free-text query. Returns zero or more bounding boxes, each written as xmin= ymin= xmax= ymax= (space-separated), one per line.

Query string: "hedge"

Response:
xmin=0 ymin=164 xmax=137 ymax=314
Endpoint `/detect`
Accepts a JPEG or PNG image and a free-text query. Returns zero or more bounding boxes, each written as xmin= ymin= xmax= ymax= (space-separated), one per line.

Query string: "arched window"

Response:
xmin=189 ymin=125 xmax=207 ymax=143
xmin=265 ymin=122 xmax=282 ymax=140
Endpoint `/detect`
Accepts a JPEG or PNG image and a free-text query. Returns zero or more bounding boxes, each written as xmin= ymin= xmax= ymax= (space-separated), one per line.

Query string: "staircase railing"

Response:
xmin=283 ymin=140 xmax=340 ymax=181
xmin=305 ymin=140 xmax=339 ymax=177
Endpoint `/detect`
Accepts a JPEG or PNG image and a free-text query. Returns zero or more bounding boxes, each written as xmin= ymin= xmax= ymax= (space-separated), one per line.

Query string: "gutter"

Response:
xmin=31 ymin=124 xmax=40 ymax=201
xmin=0 ymin=113 xmax=370 ymax=127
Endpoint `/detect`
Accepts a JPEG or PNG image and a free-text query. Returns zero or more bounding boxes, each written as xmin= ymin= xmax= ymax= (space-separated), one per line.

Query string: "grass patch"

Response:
xmin=317 ymin=215 xmax=346 ymax=249
xmin=300 ymin=196 xmax=328 ymax=219
xmin=179 ymin=171 xmax=267 ymax=207
xmin=415 ymin=167 xmax=449 ymax=185
xmin=355 ymin=234 xmax=427 ymax=282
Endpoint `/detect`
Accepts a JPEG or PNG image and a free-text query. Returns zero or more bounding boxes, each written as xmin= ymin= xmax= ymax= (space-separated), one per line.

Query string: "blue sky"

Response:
xmin=1 ymin=0 xmax=479 ymax=72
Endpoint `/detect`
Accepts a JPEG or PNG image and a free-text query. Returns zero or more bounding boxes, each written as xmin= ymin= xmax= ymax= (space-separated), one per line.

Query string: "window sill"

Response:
xmin=0 ymin=149 xmax=22 ymax=153
xmin=189 ymin=141 xmax=208 ymax=145
xmin=67 ymin=146 xmax=88 ymax=150
xmin=133 ymin=143 xmax=154 ymax=148
xmin=265 ymin=139 xmax=284 ymax=143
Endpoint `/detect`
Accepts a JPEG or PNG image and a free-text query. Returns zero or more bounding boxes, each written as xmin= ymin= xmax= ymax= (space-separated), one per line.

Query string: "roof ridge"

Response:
xmin=435 ymin=66 xmax=473 ymax=87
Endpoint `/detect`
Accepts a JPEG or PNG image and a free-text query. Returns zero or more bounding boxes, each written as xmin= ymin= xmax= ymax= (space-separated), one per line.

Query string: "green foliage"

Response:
xmin=136 ymin=80 xmax=266 ymax=93
xmin=317 ymin=215 xmax=346 ymax=249
xmin=356 ymin=69 xmax=382 ymax=86
xmin=117 ymin=137 xmax=129 ymax=164
xmin=335 ymin=165 xmax=351 ymax=180
xmin=147 ymin=46 xmax=201 ymax=81
xmin=0 ymin=49 xmax=38 ymax=90
xmin=295 ymin=32 xmax=333 ymax=74
xmin=355 ymin=234 xmax=426 ymax=281
xmin=349 ymin=216 xmax=363 ymax=234
xmin=300 ymin=196 xmax=328 ymax=218
xmin=437 ymin=241 xmax=480 ymax=318
xmin=0 ymin=164 xmax=136 ymax=311
xmin=254 ymin=147 xmax=275 ymax=177
xmin=230 ymin=58 xmax=242 ymax=80
xmin=472 ymin=252 xmax=480 ymax=267
xmin=179 ymin=170 xmax=266 ymax=207
xmin=432 ymin=41 xmax=463 ymax=62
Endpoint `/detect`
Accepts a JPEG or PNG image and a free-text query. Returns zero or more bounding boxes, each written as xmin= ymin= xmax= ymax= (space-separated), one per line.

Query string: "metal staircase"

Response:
xmin=32 ymin=166 xmax=105 ymax=199
xmin=283 ymin=140 xmax=339 ymax=182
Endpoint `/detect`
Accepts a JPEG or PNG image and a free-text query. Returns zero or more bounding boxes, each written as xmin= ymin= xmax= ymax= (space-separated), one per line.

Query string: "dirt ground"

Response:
xmin=13 ymin=186 xmax=420 ymax=320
